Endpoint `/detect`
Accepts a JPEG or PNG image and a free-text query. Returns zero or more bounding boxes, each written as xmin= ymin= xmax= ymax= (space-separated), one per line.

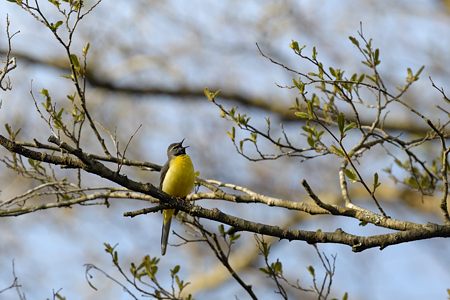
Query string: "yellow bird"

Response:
xmin=160 ymin=139 xmax=195 ymax=255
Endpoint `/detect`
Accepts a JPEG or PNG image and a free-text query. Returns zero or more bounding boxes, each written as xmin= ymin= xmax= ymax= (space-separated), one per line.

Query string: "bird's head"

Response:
xmin=167 ymin=138 xmax=189 ymax=157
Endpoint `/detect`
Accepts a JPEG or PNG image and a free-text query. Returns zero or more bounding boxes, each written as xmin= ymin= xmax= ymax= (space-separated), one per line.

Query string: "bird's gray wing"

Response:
xmin=159 ymin=160 xmax=170 ymax=189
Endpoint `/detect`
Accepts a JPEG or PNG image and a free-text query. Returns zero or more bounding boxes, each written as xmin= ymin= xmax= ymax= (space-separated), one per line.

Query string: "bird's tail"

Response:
xmin=161 ymin=209 xmax=175 ymax=255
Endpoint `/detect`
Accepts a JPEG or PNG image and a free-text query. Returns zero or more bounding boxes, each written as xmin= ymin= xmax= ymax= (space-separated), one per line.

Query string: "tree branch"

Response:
xmin=1 ymin=133 xmax=449 ymax=252
xmin=0 ymin=49 xmax=439 ymax=136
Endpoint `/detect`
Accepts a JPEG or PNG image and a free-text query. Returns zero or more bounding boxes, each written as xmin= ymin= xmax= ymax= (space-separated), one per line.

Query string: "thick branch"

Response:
xmin=0 ymin=135 xmax=85 ymax=168
xmin=1 ymin=134 xmax=449 ymax=252
xmin=195 ymin=179 xmax=423 ymax=232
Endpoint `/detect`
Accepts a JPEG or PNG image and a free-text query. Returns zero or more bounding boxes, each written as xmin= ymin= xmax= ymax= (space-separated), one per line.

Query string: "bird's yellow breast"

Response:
xmin=162 ymin=154 xmax=195 ymax=197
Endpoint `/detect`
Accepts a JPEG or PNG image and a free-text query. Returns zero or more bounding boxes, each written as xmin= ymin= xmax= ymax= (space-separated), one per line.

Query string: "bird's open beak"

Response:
xmin=180 ymin=138 xmax=189 ymax=149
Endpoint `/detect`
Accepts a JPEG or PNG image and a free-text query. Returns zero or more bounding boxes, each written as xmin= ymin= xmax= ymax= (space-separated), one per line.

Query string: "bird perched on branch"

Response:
xmin=159 ymin=139 xmax=195 ymax=255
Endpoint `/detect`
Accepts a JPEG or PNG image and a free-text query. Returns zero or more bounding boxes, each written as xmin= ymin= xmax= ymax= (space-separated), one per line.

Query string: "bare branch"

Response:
xmin=2 ymin=133 xmax=448 ymax=251
xmin=0 ymin=15 xmax=19 ymax=91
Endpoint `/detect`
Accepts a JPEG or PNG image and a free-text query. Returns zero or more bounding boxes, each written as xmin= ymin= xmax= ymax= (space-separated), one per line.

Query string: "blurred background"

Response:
xmin=0 ymin=0 xmax=449 ymax=299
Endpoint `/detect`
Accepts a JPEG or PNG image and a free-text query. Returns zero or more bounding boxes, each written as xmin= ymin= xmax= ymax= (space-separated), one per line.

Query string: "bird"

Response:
xmin=159 ymin=139 xmax=195 ymax=255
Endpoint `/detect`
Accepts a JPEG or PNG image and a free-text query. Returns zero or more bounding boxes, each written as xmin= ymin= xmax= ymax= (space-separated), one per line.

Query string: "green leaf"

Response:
xmin=306 ymin=99 xmax=314 ymax=116
xmin=295 ymin=111 xmax=310 ymax=120
xmin=406 ymin=66 xmax=425 ymax=83
xmin=104 ymin=242 xmax=113 ymax=253
xmin=329 ymin=67 xmax=336 ymax=77
xmin=373 ymin=172 xmax=381 ymax=190
xmin=56 ymin=107 xmax=64 ymax=119
xmin=237 ymin=113 xmax=249 ymax=125
xmin=229 ymin=107 xmax=236 ymax=118
xmin=329 ymin=145 xmax=345 ymax=157
xmin=70 ymin=0 xmax=82 ymax=11
xmin=405 ymin=177 xmax=419 ymax=189
xmin=130 ymin=263 xmax=137 ymax=277
xmin=415 ymin=65 xmax=425 ymax=80
xmin=230 ymin=233 xmax=240 ymax=242
xmin=272 ymin=259 xmax=283 ymax=275
xmin=82 ymin=42 xmax=90 ymax=56
xmin=218 ymin=224 xmax=225 ymax=235
xmin=48 ymin=0 xmax=60 ymax=7
xmin=312 ymin=46 xmax=318 ymax=60
xmin=4 ymin=123 xmax=12 ymax=136
xmin=374 ymin=48 xmax=380 ymax=66
xmin=311 ymin=93 xmax=320 ymax=105
xmin=40 ymin=88 xmax=50 ymax=98
xmin=343 ymin=292 xmax=349 ymax=300
xmin=366 ymin=74 xmax=378 ymax=84
xmin=293 ymin=78 xmax=305 ymax=93
xmin=344 ymin=168 xmax=358 ymax=182
xmin=14 ymin=127 xmax=21 ymax=138
xmin=61 ymin=74 xmax=73 ymax=80
xmin=406 ymin=67 xmax=414 ymax=83
xmin=49 ymin=20 xmax=63 ymax=31
xmin=113 ymin=250 xmax=118 ymax=264
xmin=53 ymin=107 xmax=65 ymax=129
xmin=358 ymin=74 xmax=365 ymax=83
xmin=55 ymin=292 xmax=66 ymax=300
xmin=170 ymin=265 xmax=180 ymax=276
xmin=143 ymin=255 xmax=158 ymax=280
xmin=40 ymin=89 xmax=52 ymax=111
xmin=337 ymin=112 xmax=345 ymax=134
xmin=175 ymin=275 xmax=185 ymax=290
xmin=290 ymin=40 xmax=299 ymax=51
xmin=307 ymin=265 xmax=315 ymax=277
xmin=348 ymin=36 xmax=359 ymax=47
xmin=302 ymin=125 xmax=314 ymax=134
xmin=28 ymin=158 xmax=35 ymax=167
xmin=55 ymin=20 xmax=63 ymax=29
xmin=70 ymin=54 xmax=80 ymax=71
xmin=343 ymin=122 xmax=357 ymax=133
xmin=28 ymin=158 xmax=45 ymax=172
xmin=204 ymin=88 xmax=220 ymax=101
xmin=317 ymin=62 xmax=324 ymax=79
xmin=66 ymin=93 xmax=76 ymax=102
xmin=307 ymin=135 xmax=315 ymax=147
xmin=226 ymin=127 xmax=235 ymax=141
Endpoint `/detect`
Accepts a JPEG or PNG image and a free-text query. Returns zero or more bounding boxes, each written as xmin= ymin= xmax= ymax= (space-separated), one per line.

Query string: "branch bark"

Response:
xmin=0 ymin=134 xmax=449 ymax=252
